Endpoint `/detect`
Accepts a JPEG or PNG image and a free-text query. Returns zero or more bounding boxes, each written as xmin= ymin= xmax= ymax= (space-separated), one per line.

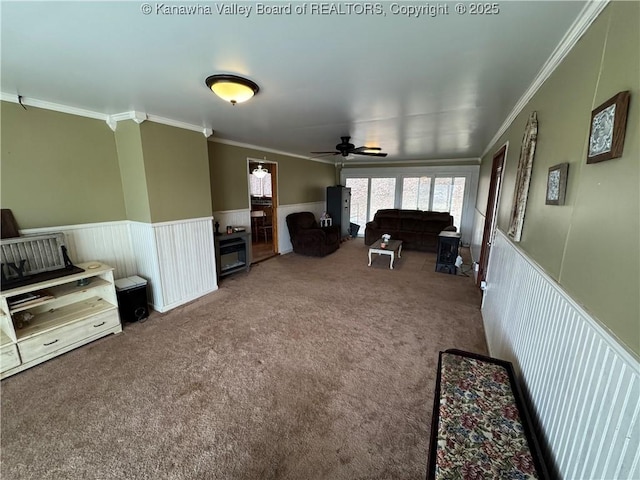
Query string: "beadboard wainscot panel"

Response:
xmin=152 ymin=217 xmax=217 ymax=312
xmin=212 ymin=209 xmax=251 ymax=236
xmin=482 ymin=229 xmax=640 ymax=480
xmin=470 ymin=208 xmax=485 ymax=266
xmin=277 ymin=202 xmax=326 ymax=254
xmin=20 ymin=221 xmax=137 ymax=279
xmin=129 ymin=221 xmax=163 ymax=310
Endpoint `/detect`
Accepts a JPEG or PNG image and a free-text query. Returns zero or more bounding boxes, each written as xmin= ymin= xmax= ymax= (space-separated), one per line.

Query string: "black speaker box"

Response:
xmin=116 ymin=284 xmax=149 ymax=323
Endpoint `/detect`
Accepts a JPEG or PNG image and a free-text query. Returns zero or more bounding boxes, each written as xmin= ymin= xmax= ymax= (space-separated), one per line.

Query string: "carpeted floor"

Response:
xmin=1 ymin=238 xmax=487 ymax=480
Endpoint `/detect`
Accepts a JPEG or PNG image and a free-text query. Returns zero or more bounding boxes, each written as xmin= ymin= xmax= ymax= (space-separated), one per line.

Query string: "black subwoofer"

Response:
xmin=115 ymin=276 xmax=149 ymax=323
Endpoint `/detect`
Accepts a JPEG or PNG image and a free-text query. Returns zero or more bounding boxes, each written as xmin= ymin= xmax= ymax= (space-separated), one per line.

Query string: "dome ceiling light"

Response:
xmin=205 ymin=74 xmax=259 ymax=105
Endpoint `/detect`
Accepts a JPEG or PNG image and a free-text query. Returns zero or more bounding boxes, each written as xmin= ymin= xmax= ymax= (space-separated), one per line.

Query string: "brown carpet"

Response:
xmin=1 ymin=238 xmax=487 ymax=480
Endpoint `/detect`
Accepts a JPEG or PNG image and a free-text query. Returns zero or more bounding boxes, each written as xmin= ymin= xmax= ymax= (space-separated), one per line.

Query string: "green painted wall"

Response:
xmin=0 ymin=102 xmax=126 ymax=228
xmin=114 ymin=121 xmax=151 ymax=223
xmin=208 ymin=142 xmax=336 ymax=211
xmin=477 ymin=1 xmax=639 ymax=355
xmin=140 ymin=122 xmax=212 ymax=223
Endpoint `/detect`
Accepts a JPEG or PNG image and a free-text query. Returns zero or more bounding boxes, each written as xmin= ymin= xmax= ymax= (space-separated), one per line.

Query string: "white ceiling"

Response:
xmin=1 ymin=1 xmax=588 ymax=163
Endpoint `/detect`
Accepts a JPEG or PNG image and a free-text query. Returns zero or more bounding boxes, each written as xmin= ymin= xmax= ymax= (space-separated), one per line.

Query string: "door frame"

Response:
xmin=477 ymin=143 xmax=507 ymax=287
xmin=247 ymin=158 xmax=278 ymax=253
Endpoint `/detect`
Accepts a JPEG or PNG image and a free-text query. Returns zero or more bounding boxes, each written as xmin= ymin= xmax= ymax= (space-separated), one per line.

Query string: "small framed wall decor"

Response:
xmin=546 ymin=163 xmax=569 ymax=205
xmin=587 ymin=90 xmax=630 ymax=164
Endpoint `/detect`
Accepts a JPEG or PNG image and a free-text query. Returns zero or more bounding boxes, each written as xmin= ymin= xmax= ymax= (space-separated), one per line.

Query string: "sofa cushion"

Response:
xmin=374 ymin=209 xmax=400 ymax=230
xmin=400 ymin=211 xmax=426 ymax=232
xmin=422 ymin=212 xmax=451 ymax=222
xmin=423 ymin=221 xmax=449 ymax=234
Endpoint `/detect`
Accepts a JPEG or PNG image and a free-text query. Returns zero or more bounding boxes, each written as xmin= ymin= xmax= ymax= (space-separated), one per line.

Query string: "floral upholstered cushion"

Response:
xmin=435 ymin=353 xmax=539 ymax=479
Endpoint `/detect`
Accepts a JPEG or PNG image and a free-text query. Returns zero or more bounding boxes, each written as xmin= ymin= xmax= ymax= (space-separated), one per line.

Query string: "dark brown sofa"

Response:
xmin=365 ymin=209 xmax=454 ymax=252
xmin=286 ymin=212 xmax=341 ymax=257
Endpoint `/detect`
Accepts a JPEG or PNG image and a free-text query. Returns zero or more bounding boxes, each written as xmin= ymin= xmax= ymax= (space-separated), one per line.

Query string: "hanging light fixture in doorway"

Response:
xmin=252 ymin=164 xmax=268 ymax=179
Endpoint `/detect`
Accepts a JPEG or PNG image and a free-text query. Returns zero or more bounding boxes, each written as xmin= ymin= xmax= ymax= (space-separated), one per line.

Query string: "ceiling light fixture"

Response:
xmin=252 ymin=164 xmax=268 ymax=179
xmin=205 ymin=74 xmax=259 ymax=105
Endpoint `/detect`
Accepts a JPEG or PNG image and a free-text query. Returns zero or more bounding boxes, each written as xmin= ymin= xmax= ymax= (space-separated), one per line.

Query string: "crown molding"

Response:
xmin=210 ymin=137 xmax=335 ymax=164
xmin=1 ymin=92 xmax=213 ymax=137
xmin=481 ymin=0 xmax=611 ymax=159
xmin=106 ymin=111 xmax=148 ymax=131
xmin=146 ymin=113 xmax=212 ymax=137
xmin=1 ymin=92 xmax=107 ymax=121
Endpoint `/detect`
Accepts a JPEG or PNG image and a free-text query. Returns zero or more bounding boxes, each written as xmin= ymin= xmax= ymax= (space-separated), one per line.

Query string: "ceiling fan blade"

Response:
xmin=352 ymin=146 xmax=382 ymax=153
xmin=354 ymin=151 xmax=388 ymax=157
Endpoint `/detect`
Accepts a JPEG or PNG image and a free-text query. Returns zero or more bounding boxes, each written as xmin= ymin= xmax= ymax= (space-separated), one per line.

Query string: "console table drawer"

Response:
xmin=18 ymin=308 xmax=119 ymax=363
xmin=1 ymin=343 xmax=21 ymax=373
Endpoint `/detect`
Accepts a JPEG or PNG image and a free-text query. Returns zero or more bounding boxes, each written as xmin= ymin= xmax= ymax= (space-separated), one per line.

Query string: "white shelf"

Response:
xmin=15 ymin=297 xmax=116 ymax=341
xmin=0 ymin=329 xmax=13 ymax=347
xmin=9 ymin=278 xmax=111 ymax=314
xmin=0 ymin=261 xmax=122 ymax=378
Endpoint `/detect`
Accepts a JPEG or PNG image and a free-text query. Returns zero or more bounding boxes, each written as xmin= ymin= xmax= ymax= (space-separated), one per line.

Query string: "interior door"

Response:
xmin=477 ymin=145 xmax=506 ymax=287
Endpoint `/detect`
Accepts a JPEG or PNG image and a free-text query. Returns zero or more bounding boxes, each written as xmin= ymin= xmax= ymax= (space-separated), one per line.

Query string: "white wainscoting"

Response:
xmin=23 ymin=219 xmax=218 ymax=313
xmin=152 ymin=218 xmax=217 ymax=312
xmin=129 ymin=222 xmax=163 ymax=310
xmin=470 ymin=208 xmax=485 ymax=265
xmin=482 ymin=229 xmax=639 ymax=480
xmin=21 ymin=221 xmax=137 ymax=280
xmin=277 ymin=202 xmax=326 ymax=254
xmin=213 ymin=209 xmax=251 ymax=236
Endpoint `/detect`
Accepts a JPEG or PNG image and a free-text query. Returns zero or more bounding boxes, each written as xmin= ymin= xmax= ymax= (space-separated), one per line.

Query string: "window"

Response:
xmin=400 ymin=176 xmax=466 ymax=229
xmin=345 ymin=178 xmax=369 ymax=232
xmin=369 ymin=178 xmax=396 ymax=219
xmin=402 ymin=177 xmax=431 ymax=211
xmin=341 ymin=166 xmax=478 ymax=242
xmin=344 ymin=177 xmax=396 ymax=236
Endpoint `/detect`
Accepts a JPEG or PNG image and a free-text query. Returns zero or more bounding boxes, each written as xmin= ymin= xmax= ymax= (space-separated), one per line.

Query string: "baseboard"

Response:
xmin=151 ymin=285 xmax=218 ymax=313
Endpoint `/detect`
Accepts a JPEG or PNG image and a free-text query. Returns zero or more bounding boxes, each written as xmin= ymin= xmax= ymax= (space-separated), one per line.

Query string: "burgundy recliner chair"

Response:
xmin=286 ymin=212 xmax=340 ymax=257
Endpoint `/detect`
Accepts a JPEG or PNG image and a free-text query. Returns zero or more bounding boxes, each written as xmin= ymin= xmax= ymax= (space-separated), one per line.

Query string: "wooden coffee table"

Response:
xmin=368 ymin=238 xmax=403 ymax=270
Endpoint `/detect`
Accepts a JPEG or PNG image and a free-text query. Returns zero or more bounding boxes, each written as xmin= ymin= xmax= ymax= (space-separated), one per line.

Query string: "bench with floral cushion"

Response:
xmin=427 ymin=349 xmax=551 ymax=479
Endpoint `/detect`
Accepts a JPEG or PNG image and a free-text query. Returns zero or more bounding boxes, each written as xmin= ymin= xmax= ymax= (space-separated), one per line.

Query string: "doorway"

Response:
xmin=477 ymin=144 xmax=507 ymax=287
xmin=248 ymin=159 xmax=278 ymax=263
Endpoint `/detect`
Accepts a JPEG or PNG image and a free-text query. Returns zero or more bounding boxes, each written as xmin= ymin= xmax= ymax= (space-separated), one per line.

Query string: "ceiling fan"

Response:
xmin=311 ymin=136 xmax=387 ymax=158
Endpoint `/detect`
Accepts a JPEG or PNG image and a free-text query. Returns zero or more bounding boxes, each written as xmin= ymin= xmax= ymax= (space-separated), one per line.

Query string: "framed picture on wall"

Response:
xmin=545 ymin=163 xmax=569 ymax=205
xmin=587 ymin=91 xmax=630 ymax=164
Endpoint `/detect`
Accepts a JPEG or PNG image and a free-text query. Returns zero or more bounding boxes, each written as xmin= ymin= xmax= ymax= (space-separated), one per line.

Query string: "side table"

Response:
xmin=436 ymin=231 xmax=461 ymax=274
xmin=320 ymin=218 xmax=333 ymax=228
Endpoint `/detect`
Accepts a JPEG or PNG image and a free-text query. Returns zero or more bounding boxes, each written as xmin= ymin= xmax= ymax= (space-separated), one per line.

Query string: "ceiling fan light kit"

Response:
xmin=205 ymin=74 xmax=259 ymax=105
